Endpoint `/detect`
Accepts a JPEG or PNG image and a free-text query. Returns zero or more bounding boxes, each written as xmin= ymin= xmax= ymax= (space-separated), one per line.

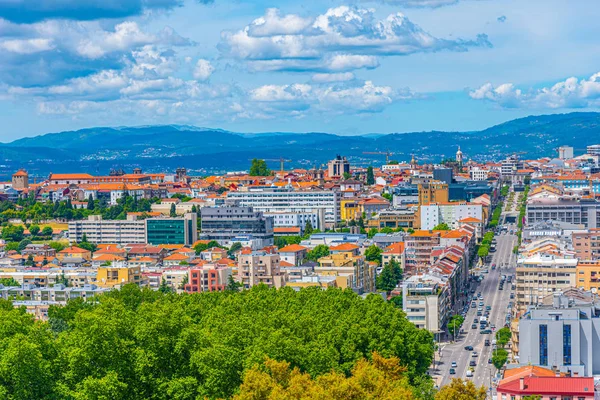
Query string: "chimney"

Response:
xmin=573 ymin=372 xmax=579 ymax=377
xmin=519 ymin=377 xmax=525 ymax=390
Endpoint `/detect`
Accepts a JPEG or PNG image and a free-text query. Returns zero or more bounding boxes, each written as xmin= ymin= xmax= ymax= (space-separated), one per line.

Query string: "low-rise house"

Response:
xmin=278 ymin=244 xmax=308 ymax=266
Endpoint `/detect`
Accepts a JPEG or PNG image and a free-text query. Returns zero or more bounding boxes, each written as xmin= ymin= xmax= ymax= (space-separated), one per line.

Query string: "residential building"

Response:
xmin=300 ymin=233 xmax=366 ymax=248
xmin=316 ymin=246 xmax=375 ymax=293
xmin=381 ymin=242 xmax=405 ymax=267
xmin=515 ymin=254 xmax=578 ymax=313
xmin=96 ymin=265 xmax=142 ymax=288
xmin=420 ymin=202 xmax=483 ymax=230
xmin=418 ymin=182 xmax=449 ymax=206
xmin=237 ymin=251 xmax=285 ymax=289
xmin=573 ymin=229 xmax=600 ymax=260
xmin=469 ymin=166 xmax=489 ymax=181
xmin=497 ymin=374 xmax=594 ymax=400
xmin=184 ymin=265 xmax=231 ymax=292
xmin=227 ymin=187 xmax=340 ymax=228
xmin=587 ymin=144 xmax=600 ymax=156
xmin=57 ymin=246 xmax=92 ymax=261
xmin=200 ymin=206 xmax=273 ymax=249
xmin=502 ymin=154 xmax=524 ymax=178
xmin=402 ymin=274 xmax=448 ymax=333
xmin=575 ymin=261 xmax=600 ymax=291
xmin=404 ymin=230 xmax=442 ymax=273
xmin=264 ymin=210 xmax=323 ymax=231
xmin=68 ymin=214 xmax=146 ymax=244
xmin=21 ymin=244 xmax=56 ymax=258
xmin=558 ymin=145 xmax=574 ymax=160
xmin=278 ymin=244 xmax=308 ymax=266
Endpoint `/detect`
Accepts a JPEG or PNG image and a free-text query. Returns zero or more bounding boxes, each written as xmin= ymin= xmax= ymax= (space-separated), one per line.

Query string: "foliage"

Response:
xmin=447 ymin=315 xmax=464 ymax=337
xmin=0 ymin=278 xmax=20 ymax=286
xmin=343 ymin=172 xmax=352 ymax=180
xmin=367 ymin=228 xmax=379 ymax=239
xmin=477 ymin=245 xmax=489 ymax=260
xmin=376 ymin=259 xmax=402 ymax=292
xmin=17 ymin=239 xmax=32 ymax=253
xmin=435 ymin=378 xmax=487 ymax=400
xmin=304 ymin=220 xmax=314 ymax=238
xmin=28 ymin=225 xmax=40 ymax=236
xmin=500 ymin=185 xmax=509 ymax=197
xmin=496 ymin=327 xmax=511 ymax=347
xmin=193 ymin=240 xmax=222 ymax=254
xmin=249 ymin=158 xmax=271 ymax=177
xmin=390 ymin=295 xmax=402 ymax=308
xmin=169 ymin=203 xmax=177 ymax=217
xmin=159 ymin=279 xmax=173 ymax=294
xmin=0 ymin=285 xmax=435 ymax=399
xmin=226 ymin=275 xmax=241 ymax=292
xmin=4 ymin=242 xmax=19 ymax=252
xmin=364 ymin=244 xmax=382 ymax=264
xmin=366 ymin=166 xmax=375 ymax=185
xmin=2 ymin=224 xmax=24 ymax=242
xmin=41 ymin=226 xmax=54 ymax=237
xmin=228 ymin=242 xmax=243 ymax=257
xmin=273 ymin=236 xmax=302 ymax=249
xmin=488 ymin=202 xmax=503 ymax=228
xmin=382 ymin=192 xmax=393 ymax=202
xmin=234 ymin=352 xmax=418 ymax=400
xmin=48 ymin=241 xmax=67 ymax=253
xmin=306 ymin=244 xmax=330 ymax=262
xmin=492 ymin=348 xmax=508 ymax=369
xmin=433 ymin=223 xmax=450 ymax=231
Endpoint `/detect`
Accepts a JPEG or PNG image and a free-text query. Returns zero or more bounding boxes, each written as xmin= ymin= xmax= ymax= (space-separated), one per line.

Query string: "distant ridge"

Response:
xmin=1 ymin=112 xmax=599 ymax=178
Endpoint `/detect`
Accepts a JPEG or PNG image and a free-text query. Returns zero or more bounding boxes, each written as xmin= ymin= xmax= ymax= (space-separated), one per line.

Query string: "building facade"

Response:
xmin=200 ymin=206 xmax=273 ymax=248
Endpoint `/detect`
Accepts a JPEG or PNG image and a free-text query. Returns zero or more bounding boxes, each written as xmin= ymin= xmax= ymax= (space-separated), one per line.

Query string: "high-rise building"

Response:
xmin=200 ymin=206 xmax=273 ymax=248
xmin=558 ymin=145 xmax=574 ymax=160
xmin=501 ymin=154 xmax=524 ymax=177
xmin=327 ymin=155 xmax=350 ymax=178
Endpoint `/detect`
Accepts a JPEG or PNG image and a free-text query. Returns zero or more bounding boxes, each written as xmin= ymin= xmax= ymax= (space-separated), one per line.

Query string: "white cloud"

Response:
xmin=220 ymin=5 xmax=491 ymax=73
xmin=76 ymin=21 xmax=155 ymax=59
xmin=193 ymin=59 xmax=214 ymax=81
xmin=470 ymin=72 xmax=600 ymax=109
xmin=376 ymin=0 xmax=460 ymax=7
xmin=0 ymin=38 xmax=54 ymax=54
xmin=312 ymin=72 xmax=355 ymax=83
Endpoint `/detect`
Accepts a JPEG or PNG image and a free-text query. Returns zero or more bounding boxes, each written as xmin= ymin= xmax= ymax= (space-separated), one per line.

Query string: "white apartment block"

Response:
xmin=227 ymin=188 xmax=340 ymax=228
xmin=264 ymin=211 xmax=324 ymax=231
xmin=469 ymin=166 xmax=489 ymax=181
xmin=420 ymin=203 xmax=483 ymax=230
xmin=68 ymin=215 xmax=146 ymax=244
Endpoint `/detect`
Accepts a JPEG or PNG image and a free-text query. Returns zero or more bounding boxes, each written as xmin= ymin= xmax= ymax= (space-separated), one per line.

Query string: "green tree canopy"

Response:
xmin=496 ymin=327 xmax=511 ymax=347
xmin=366 ymin=166 xmax=375 ymax=185
xmin=433 ymin=223 xmax=450 ymax=231
xmin=435 ymin=378 xmax=487 ymax=400
xmin=249 ymin=158 xmax=271 ymax=176
xmin=492 ymin=348 xmax=508 ymax=369
xmin=365 ymin=244 xmax=382 ymax=264
xmin=306 ymin=244 xmax=330 ymax=262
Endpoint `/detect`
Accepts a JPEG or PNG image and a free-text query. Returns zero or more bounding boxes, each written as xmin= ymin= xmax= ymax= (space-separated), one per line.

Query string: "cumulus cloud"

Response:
xmin=220 ymin=5 xmax=491 ymax=74
xmin=193 ymin=59 xmax=215 ymax=81
xmin=469 ymin=72 xmax=600 ymax=109
xmin=0 ymin=0 xmax=184 ymax=23
xmin=312 ymin=72 xmax=355 ymax=83
xmin=0 ymin=38 xmax=54 ymax=54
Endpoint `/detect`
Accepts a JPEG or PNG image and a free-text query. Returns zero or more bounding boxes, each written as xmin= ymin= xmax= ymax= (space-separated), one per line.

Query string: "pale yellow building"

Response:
xmin=96 ymin=265 xmax=142 ymax=288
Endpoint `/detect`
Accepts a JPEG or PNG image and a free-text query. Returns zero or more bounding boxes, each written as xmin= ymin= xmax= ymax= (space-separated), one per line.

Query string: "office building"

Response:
xmin=526 ymin=197 xmax=600 ymax=229
xmin=227 ymin=187 xmax=340 ymax=228
xmin=327 ymin=155 xmax=350 ymax=178
xmin=69 ymin=215 xmax=146 ymax=244
xmin=433 ymin=168 xmax=453 ymax=184
xmin=518 ymin=294 xmax=600 ymax=377
xmin=418 ymin=182 xmax=449 ymax=206
xmin=200 ymin=206 xmax=273 ymax=248
xmin=420 ymin=202 xmax=483 ymax=230
xmin=264 ymin=210 xmax=323 ymax=231
xmin=145 ymin=213 xmax=197 ymax=246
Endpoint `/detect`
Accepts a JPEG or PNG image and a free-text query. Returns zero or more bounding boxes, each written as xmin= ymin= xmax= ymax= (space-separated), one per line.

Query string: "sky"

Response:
xmin=1 ymin=0 xmax=600 ymax=141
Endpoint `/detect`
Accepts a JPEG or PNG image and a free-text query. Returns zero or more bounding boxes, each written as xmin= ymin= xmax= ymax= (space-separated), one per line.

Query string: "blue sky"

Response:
xmin=0 ymin=0 xmax=599 ymax=141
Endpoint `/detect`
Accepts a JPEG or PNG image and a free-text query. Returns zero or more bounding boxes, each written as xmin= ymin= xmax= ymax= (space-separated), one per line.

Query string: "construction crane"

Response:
xmin=363 ymin=151 xmax=394 ymax=164
xmin=262 ymin=158 xmax=292 ymax=173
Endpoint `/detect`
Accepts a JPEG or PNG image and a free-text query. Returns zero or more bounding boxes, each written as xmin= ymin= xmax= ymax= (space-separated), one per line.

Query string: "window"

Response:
xmin=563 ymin=324 xmax=572 ymax=366
xmin=539 ymin=324 xmax=548 ymax=366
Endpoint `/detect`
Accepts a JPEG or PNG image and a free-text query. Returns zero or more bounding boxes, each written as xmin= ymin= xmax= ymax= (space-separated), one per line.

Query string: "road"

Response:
xmin=433 ymin=190 xmax=518 ymax=396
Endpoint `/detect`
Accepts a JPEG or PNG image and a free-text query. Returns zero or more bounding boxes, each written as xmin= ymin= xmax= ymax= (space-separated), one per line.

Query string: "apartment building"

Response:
xmin=418 ymin=182 xmax=449 ymax=206
xmin=402 ymin=274 xmax=449 ymax=333
xmin=573 ymin=229 xmax=600 ymax=260
xmin=237 ymin=251 xmax=285 ymax=289
xmin=515 ymin=254 xmax=578 ymax=313
xmin=184 ymin=265 xmax=231 ymax=293
xmin=575 ymin=261 xmax=600 ymax=291
xmin=420 ymin=202 xmax=483 ymax=230
xmin=200 ymin=206 xmax=273 ymax=248
xmin=316 ymin=247 xmax=375 ymax=293
xmin=69 ymin=214 xmax=146 ymax=244
xmin=327 ymin=155 xmax=350 ymax=178
xmin=501 ymin=154 xmax=524 ymax=177
xmin=96 ymin=265 xmax=142 ymax=288
xmin=468 ymin=166 xmax=489 ymax=181
xmin=227 ymin=187 xmax=340 ymax=228
xmin=404 ymin=230 xmax=442 ymax=273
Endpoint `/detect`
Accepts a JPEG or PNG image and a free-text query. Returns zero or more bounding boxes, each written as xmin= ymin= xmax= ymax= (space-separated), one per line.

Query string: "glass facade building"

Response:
xmin=539 ymin=324 xmax=548 ymax=366
xmin=145 ymin=213 xmax=197 ymax=245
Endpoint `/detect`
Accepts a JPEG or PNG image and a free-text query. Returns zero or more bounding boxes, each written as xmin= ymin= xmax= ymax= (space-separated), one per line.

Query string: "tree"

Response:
xmin=364 ymin=244 xmax=382 ymax=264
xmin=17 ymin=238 xmax=32 ymax=253
xmin=343 ymin=172 xmax=352 ymax=180
xmin=49 ymin=241 xmax=67 ymax=253
xmin=306 ymin=244 xmax=330 ymax=262
xmin=170 ymin=203 xmax=177 ymax=217
xmin=0 ymin=277 xmax=20 ymax=286
xmin=433 ymin=222 xmax=451 ymax=231
xmin=447 ymin=315 xmax=464 ymax=338
xmin=235 ymin=353 xmax=416 ymax=400
xmin=492 ymin=348 xmax=508 ymax=369
xmin=159 ymin=278 xmax=173 ymax=294
xmin=2 ymin=224 xmax=24 ymax=242
xmin=249 ymin=158 xmax=271 ymax=176
xmin=366 ymin=166 xmax=375 ymax=185
xmin=29 ymin=224 xmax=40 ymax=237
xmin=477 ymin=245 xmax=489 ymax=261
xmin=496 ymin=327 xmax=511 ymax=347
xmin=376 ymin=264 xmax=398 ymax=292
xmin=41 ymin=226 xmax=54 ymax=237
xmin=228 ymin=242 xmax=243 ymax=257
xmin=24 ymin=254 xmax=34 ymax=266
xmin=304 ymin=220 xmax=314 ymax=237
xmin=226 ymin=275 xmax=240 ymax=292
xmin=390 ymin=295 xmax=402 ymax=308
xmin=435 ymin=378 xmax=487 ymax=400
xmin=87 ymin=194 xmax=95 ymax=210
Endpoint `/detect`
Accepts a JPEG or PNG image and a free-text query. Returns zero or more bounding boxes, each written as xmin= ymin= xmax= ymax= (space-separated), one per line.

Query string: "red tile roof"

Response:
xmin=279 ymin=244 xmax=307 ymax=253
xmin=330 ymin=243 xmax=359 ymax=251
xmin=498 ymin=376 xmax=594 ymax=396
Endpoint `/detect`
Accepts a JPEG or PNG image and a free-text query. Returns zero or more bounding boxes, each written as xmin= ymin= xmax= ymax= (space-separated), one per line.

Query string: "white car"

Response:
xmin=466 ymin=370 xmax=473 ymax=377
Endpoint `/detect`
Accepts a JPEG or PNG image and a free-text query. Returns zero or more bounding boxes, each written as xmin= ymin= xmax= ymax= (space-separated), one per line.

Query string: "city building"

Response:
xmin=96 ymin=265 xmax=142 ymax=288
xmin=502 ymin=154 xmax=524 ymax=178
xmin=587 ymin=144 xmax=600 ymax=156
xmin=146 ymin=213 xmax=198 ymax=246
xmin=518 ymin=294 xmax=600 ymax=377
xmin=12 ymin=169 xmax=28 ymax=190
xmin=404 ymin=230 xmax=442 ymax=272
xmin=558 ymin=145 xmax=574 ymax=160
xmin=469 ymin=166 xmax=489 ymax=181
xmin=237 ymin=250 xmax=285 ymax=289
xmin=227 ymin=187 xmax=340 ymax=228
xmin=69 ymin=215 xmax=146 ymax=244
xmin=264 ymin=210 xmax=323 ymax=231
xmin=200 ymin=206 xmax=273 ymax=249
xmin=433 ymin=168 xmax=453 ymax=184
xmin=327 ymin=155 xmax=350 ymax=178
xmin=497 ymin=370 xmax=594 ymax=400
xmin=315 ymin=248 xmax=375 ymax=294
xmin=184 ymin=265 xmax=231 ymax=293
xmin=418 ymin=182 xmax=449 ymax=206
xmin=381 ymin=242 xmax=405 ymax=267
xmin=278 ymin=244 xmax=308 ymax=266
xmin=402 ymin=274 xmax=448 ymax=333
xmin=526 ymin=197 xmax=600 ymax=229
xmin=573 ymin=229 xmax=600 ymax=260
xmin=367 ymin=208 xmax=416 ymax=230
xmin=420 ymin=202 xmax=483 ymax=230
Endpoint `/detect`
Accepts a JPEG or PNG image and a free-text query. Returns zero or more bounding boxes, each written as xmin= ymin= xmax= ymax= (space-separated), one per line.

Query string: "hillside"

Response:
xmin=2 ymin=112 xmax=600 ymax=178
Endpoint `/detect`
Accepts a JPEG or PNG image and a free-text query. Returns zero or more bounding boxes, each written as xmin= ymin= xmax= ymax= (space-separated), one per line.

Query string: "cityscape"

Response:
xmin=2 ymin=0 xmax=600 ymax=399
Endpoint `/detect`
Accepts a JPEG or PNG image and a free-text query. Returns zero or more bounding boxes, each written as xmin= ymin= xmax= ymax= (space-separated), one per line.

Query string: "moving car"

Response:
xmin=451 ymin=361 xmax=457 ymax=368
xmin=464 ymin=346 xmax=473 ymax=351
xmin=449 ymin=368 xmax=456 ymax=374
xmin=485 ymin=339 xmax=490 ymax=346
xmin=466 ymin=369 xmax=473 ymax=377
xmin=469 ymin=360 xmax=476 ymax=367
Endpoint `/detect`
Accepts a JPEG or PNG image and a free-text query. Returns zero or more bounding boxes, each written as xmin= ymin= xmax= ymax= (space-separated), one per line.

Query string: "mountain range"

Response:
xmin=2 ymin=112 xmax=600 ymax=179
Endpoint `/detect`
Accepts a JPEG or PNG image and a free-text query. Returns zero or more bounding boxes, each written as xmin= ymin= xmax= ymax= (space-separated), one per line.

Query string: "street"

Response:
xmin=433 ymin=190 xmax=518 ymax=396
